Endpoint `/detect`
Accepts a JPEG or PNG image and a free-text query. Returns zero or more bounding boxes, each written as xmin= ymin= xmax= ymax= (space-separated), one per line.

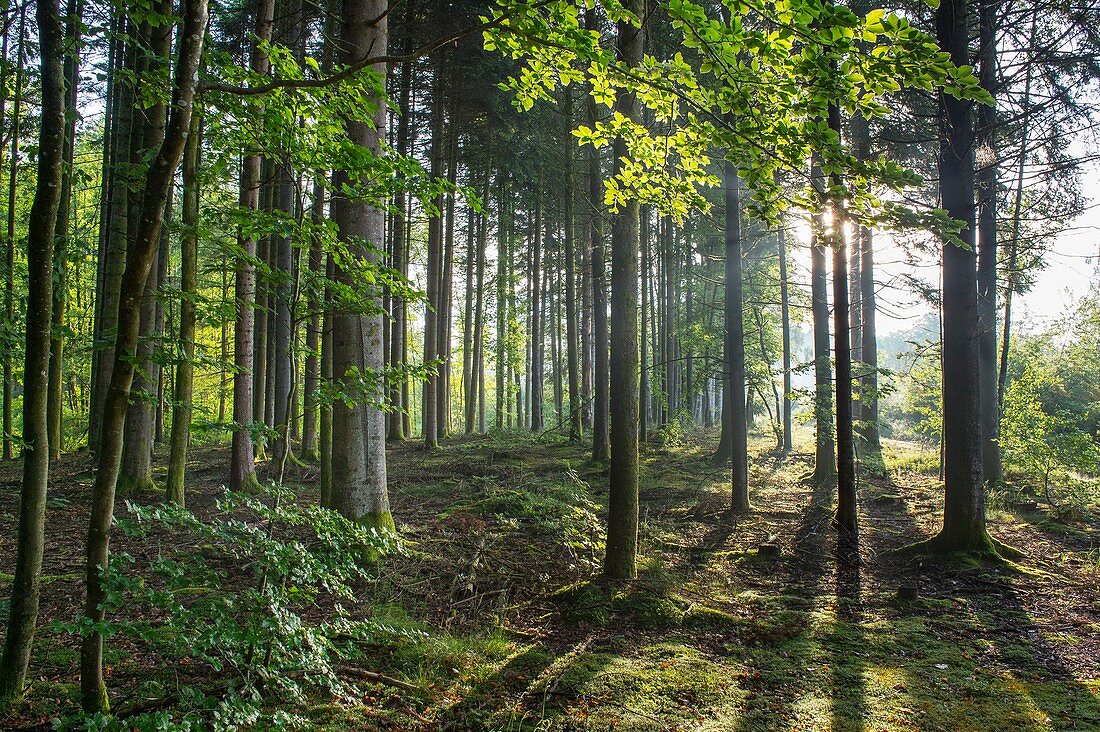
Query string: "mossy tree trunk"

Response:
xmin=80 ymin=0 xmax=207 ymax=710
xmin=0 ymin=0 xmax=65 ymax=702
xmin=328 ymin=0 xmax=392 ymax=530
xmin=166 ymin=110 xmax=202 ymax=506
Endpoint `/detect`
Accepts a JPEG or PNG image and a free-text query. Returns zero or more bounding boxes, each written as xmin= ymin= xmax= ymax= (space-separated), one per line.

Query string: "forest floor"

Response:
xmin=0 ymin=432 xmax=1098 ymax=731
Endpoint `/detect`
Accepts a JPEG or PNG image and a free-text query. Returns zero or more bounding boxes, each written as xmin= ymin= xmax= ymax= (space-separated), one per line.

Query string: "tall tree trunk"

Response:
xmin=90 ymin=10 xmax=133 ymax=457
xmin=998 ymin=7 xmax=1037 ymax=408
xmin=828 ymin=96 xmax=857 ymax=535
xmin=301 ymin=177 xmax=324 ymax=459
xmin=851 ymin=98 xmax=882 ymax=463
xmin=2 ymin=6 xmax=25 ymax=461
xmin=495 ymin=172 xmax=508 ymax=431
xmin=809 ymin=160 xmax=835 ymax=484
xmin=328 ymin=0 xmax=391 ymax=530
xmin=0 ymin=0 xmax=64 ymax=699
xmin=230 ymin=0 xmax=274 ymax=491
xmin=779 ymin=227 xmax=792 ymax=452
xmin=639 ymin=205 xmax=650 ymax=442
xmin=924 ymin=0 xmax=994 ymax=554
xmin=387 ymin=26 xmax=411 ymax=441
xmin=603 ymin=2 xmax=642 ymax=580
xmin=80 ymin=0 xmax=207 ymax=709
xmin=473 ymin=177 xmax=488 ymax=433
xmin=723 ymin=160 xmax=749 ymax=512
xmin=118 ymin=0 xmax=174 ymax=496
xmin=272 ymin=0 xmax=304 ymax=475
xmin=166 ymin=110 xmax=202 ymax=505
xmin=319 ymin=254 xmax=334 ymax=506
xmin=48 ymin=0 xmax=82 ymax=460
xmin=422 ymin=68 xmax=444 ymax=448
xmin=530 ymin=186 xmax=544 ymax=432
xmin=831 ymin=209 xmax=857 ymax=534
xmin=588 ymin=9 xmax=609 ymax=462
xmin=463 ymin=204 xmax=476 ymax=433
xmin=437 ymin=121 xmax=458 ymax=439
xmin=975 ymin=0 xmax=1001 ymax=486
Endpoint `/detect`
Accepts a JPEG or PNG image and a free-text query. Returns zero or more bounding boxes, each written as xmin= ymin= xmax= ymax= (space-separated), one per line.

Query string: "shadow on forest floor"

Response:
xmin=0 ymin=433 xmax=1098 ymax=731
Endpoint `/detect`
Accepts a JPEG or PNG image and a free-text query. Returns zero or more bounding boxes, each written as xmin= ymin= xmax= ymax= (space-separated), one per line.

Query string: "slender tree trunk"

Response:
xmin=603 ymin=3 xmax=642 ymax=580
xmin=387 ymin=28 xmax=411 ymax=441
xmin=779 ymin=227 xmax=792 ymax=452
xmin=828 ymin=96 xmax=857 ymax=534
xmin=90 ymin=11 xmax=133 ymax=457
xmin=588 ymin=9 xmax=609 ymax=461
xmin=230 ymin=0 xmax=274 ymax=491
xmin=998 ymin=8 xmax=1037 ymax=408
xmin=463 ymin=204 xmax=476 ymax=433
xmin=925 ymin=0 xmax=994 ymax=554
xmin=809 ymin=160 xmax=835 ymax=484
xmin=832 ymin=215 xmax=857 ymax=534
xmin=422 ymin=69 xmax=444 ymax=448
xmin=319 ymin=254 xmax=334 ymax=506
xmin=530 ymin=186 xmax=544 ymax=432
xmin=2 ymin=7 xmax=25 ymax=461
xmin=639 ymin=205 xmax=650 ymax=442
xmin=47 ymin=0 xmax=82 ymax=461
xmin=0 ymin=0 xmax=65 ymax=699
xmin=723 ymin=160 xmax=749 ymax=512
xmin=473 ymin=178 xmax=488 ymax=434
xmin=976 ymin=0 xmax=1001 ymax=486
xmin=328 ymin=0 xmax=391 ymax=530
xmin=118 ymin=1 xmax=173 ymax=496
xmin=301 ymin=177 xmax=324 ymax=459
xmin=437 ymin=122 xmax=458 ymax=439
xmin=495 ymin=172 xmax=508 ymax=431
xmin=563 ymin=107 xmax=581 ymax=441
xmin=81 ymin=0 xmax=207 ymax=709
xmin=166 ymin=110 xmax=202 ymax=505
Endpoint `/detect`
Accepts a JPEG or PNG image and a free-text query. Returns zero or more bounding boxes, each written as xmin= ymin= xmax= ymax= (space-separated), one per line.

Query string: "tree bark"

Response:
xmin=81 ymin=0 xmax=207 ymax=709
xmin=48 ymin=0 xmax=82 ymax=461
xmin=2 ymin=6 xmax=25 ymax=461
xmin=779 ymin=227 xmax=792 ymax=452
xmin=975 ymin=0 xmax=1001 ymax=485
xmin=118 ymin=0 xmax=175 ymax=496
xmin=588 ymin=9 xmax=609 ymax=462
xmin=328 ymin=0 xmax=391 ymax=530
xmin=166 ymin=109 xmax=202 ymax=505
xmin=924 ymin=0 xmax=994 ymax=554
xmin=530 ymin=185 xmax=544 ymax=432
xmin=230 ymin=0 xmax=274 ymax=491
xmin=603 ymin=2 xmax=642 ymax=580
xmin=724 ymin=160 xmax=749 ymax=512
xmin=809 ymin=161 xmax=835 ymax=485
xmin=90 ymin=10 xmax=133 ymax=457
xmin=422 ymin=68 xmax=444 ymax=448
xmin=0 ymin=0 xmax=65 ymax=700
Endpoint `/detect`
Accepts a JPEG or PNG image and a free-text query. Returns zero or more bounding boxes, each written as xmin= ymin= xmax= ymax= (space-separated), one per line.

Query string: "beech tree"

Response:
xmin=80 ymin=0 xmax=208 ymax=709
xmin=0 ymin=0 xmax=66 ymax=702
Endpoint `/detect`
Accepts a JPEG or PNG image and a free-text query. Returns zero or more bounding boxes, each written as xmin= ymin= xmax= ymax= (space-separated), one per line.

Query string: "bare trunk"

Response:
xmin=724 ymin=160 xmax=749 ymax=512
xmin=81 ymin=0 xmax=207 ymax=708
xmin=0 ymin=0 xmax=65 ymax=699
xmin=603 ymin=3 xmax=642 ymax=580
xmin=166 ymin=109 xmax=202 ymax=505
xmin=328 ymin=0 xmax=391 ymax=530
xmin=230 ymin=0 xmax=274 ymax=491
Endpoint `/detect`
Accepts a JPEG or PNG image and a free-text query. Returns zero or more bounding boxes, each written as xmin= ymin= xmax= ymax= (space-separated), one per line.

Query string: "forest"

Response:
xmin=0 ymin=0 xmax=1098 ymax=728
